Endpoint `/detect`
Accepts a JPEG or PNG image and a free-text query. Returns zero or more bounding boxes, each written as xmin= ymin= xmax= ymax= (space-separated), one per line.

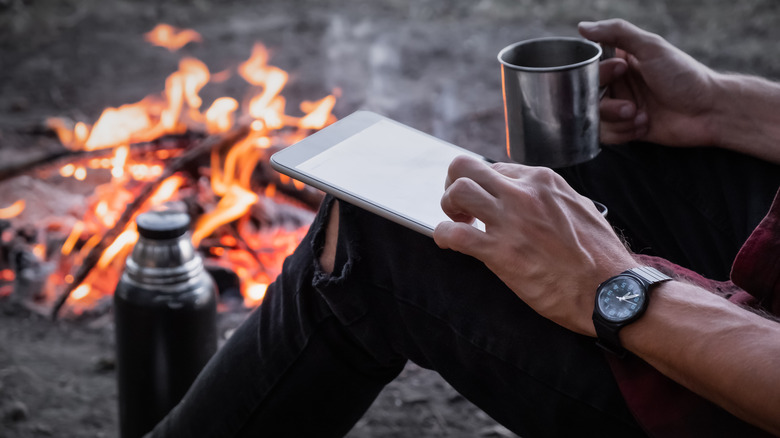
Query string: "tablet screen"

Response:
xmin=296 ymin=119 xmax=485 ymax=233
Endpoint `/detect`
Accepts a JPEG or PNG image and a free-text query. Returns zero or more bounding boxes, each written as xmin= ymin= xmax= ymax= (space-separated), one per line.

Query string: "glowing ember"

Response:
xmin=1 ymin=269 xmax=15 ymax=282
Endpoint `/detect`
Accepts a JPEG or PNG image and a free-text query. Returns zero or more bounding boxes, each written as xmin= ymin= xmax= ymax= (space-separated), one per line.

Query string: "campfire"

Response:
xmin=0 ymin=24 xmax=337 ymax=319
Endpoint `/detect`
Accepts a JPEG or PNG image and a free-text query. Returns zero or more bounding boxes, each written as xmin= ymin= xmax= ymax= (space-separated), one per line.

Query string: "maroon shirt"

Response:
xmin=607 ymin=189 xmax=780 ymax=437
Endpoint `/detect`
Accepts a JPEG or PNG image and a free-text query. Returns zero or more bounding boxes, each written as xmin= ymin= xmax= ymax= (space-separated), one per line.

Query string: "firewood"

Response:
xmin=50 ymin=125 xmax=250 ymax=320
xmin=0 ymin=134 xmax=202 ymax=182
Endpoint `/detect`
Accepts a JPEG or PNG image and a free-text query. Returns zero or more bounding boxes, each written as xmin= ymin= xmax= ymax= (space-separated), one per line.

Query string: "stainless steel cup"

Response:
xmin=499 ymin=37 xmax=604 ymax=167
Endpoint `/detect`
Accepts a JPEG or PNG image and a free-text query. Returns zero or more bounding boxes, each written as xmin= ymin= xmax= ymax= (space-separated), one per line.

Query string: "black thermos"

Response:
xmin=114 ymin=210 xmax=217 ymax=438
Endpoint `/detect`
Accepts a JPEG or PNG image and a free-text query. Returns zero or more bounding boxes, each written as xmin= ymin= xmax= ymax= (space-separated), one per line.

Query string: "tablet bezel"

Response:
xmin=270 ymin=111 xmax=485 ymax=237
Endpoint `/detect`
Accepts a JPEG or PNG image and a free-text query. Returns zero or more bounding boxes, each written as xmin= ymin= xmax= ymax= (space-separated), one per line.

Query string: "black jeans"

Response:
xmin=149 ymin=144 xmax=779 ymax=438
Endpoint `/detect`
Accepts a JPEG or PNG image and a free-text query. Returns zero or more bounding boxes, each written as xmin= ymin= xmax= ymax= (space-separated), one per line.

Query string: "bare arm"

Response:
xmin=624 ymin=280 xmax=780 ymax=435
xmin=709 ymin=73 xmax=780 ymax=163
xmin=433 ymin=155 xmax=780 ymax=435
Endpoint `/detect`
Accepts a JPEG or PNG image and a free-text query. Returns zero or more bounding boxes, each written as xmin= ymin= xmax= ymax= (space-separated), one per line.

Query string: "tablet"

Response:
xmin=270 ymin=111 xmax=487 ymax=237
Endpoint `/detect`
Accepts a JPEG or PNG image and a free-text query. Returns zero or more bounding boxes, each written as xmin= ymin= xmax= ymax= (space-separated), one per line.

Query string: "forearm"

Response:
xmin=621 ymin=281 xmax=780 ymax=435
xmin=709 ymin=73 xmax=780 ymax=163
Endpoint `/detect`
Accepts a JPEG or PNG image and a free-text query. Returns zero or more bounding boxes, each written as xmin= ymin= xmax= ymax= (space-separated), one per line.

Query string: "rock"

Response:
xmin=92 ymin=355 xmax=115 ymax=373
xmin=31 ymin=422 xmax=53 ymax=435
xmin=3 ymin=400 xmax=29 ymax=422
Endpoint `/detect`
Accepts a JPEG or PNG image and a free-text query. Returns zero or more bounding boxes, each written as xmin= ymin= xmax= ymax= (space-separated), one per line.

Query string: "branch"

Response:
xmin=0 ymin=134 xmax=202 ymax=182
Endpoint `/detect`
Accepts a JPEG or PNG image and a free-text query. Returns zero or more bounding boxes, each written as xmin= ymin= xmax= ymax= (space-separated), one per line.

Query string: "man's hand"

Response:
xmin=433 ymin=155 xmax=637 ymax=336
xmin=579 ymin=19 xmax=719 ymax=147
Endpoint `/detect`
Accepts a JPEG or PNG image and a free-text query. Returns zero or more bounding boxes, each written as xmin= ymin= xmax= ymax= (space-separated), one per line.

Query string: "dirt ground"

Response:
xmin=1 ymin=0 xmax=779 ymax=437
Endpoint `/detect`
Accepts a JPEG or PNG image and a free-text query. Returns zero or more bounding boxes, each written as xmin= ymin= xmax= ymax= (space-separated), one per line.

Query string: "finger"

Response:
xmin=445 ymin=155 xmax=508 ymax=197
xmin=600 ymin=98 xmax=636 ymax=123
xmin=489 ymin=161 xmax=528 ymax=179
xmin=599 ymin=57 xmax=628 ymax=88
xmin=433 ymin=220 xmax=492 ymax=261
xmin=578 ymin=19 xmax=663 ymax=60
xmin=600 ymin=119 xmax=648 ymax=145
xmin=440 ymin=177 xmax=501 ymax=225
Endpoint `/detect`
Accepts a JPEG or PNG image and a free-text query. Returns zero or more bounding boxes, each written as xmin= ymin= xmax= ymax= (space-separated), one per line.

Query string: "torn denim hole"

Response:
xmin=310 ymin=197 xmax=366 ymax=325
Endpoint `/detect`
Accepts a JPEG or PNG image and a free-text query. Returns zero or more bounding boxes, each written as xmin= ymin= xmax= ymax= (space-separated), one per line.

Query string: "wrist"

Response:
xmin=706 ymin=72 xmax=780 ymax=162
xmin=707 ymin=72 xmax=748 ymax=150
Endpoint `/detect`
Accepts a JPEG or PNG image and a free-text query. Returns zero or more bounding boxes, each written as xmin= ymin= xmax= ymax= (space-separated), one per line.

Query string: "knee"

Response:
xmin=319 ymin=200 xmax=339 ymax=274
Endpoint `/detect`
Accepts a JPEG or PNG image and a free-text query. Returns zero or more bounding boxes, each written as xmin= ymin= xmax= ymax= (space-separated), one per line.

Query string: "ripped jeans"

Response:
xmin=147 ymin=193 xmax=641 ymax=437
xmin=149 ymin=143 xmax=779 ymax=438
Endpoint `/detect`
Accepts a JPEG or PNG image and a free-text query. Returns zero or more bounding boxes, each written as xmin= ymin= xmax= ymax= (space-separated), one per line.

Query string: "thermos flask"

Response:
xmin=114 ymin=210 xmax=217 ymax=438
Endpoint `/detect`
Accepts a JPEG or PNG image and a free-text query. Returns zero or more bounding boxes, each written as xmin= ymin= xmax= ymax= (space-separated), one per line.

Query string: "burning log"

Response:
xmin=5 ymin=25 xmax=338 ymax=317
xmin=50 ymin=125 xmax=250 ymax=320
xmin=0 ymin=134 xmax=202 ymax=183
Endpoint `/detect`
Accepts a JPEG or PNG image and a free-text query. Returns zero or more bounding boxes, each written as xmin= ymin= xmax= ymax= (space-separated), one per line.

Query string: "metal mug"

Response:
xmin=499 ymin=37 xmax=610 ymax=168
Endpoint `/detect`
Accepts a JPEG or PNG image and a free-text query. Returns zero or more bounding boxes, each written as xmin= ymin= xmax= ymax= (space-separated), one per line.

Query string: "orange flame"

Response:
xmin=41 ymin=24 xmax=341 ymax=313
xmin=239 ymin=44 xmax=290 ymax=124
xmin=97 ymin=228 xmax=139 ymax=269
xmin=0 ymin=200 xmax=25 ymax=219
xmin=298 ymin=95 xmax=337 ymax=129
xmin=144 ymin=24 xmax=202 ymax=51
xmin=71 ymin=284 xmax=91 ymax=301
xmin=84 ymin=104 xmax=156 ymax=150
xmin=244 ymin=281 xmax=268 ymax=307
xmin=61 ymin=221 xmax=85 ymax=256
xmin=205 ymin=97 xmax=239 ymax=134
xmin=192 ymin=185 xmax=259 ymax=247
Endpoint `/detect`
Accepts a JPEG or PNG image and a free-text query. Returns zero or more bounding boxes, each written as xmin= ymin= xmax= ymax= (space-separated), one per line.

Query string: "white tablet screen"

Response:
xmin=297 ymin=119 xmax=485 ymax=232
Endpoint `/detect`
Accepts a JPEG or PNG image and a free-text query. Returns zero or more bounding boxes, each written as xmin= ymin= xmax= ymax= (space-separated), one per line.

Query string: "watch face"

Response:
xmin=597 ymin=276 xmax=646 ymax=322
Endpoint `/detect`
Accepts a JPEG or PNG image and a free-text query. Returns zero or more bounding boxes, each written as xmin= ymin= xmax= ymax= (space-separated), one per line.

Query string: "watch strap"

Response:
xmin=628 ymin=266 xmax=672 ymax=285
xmin=593 ymin=317 xmax=627 ymax=357
xmin=594 ymin=266 xmax=671 ymax=357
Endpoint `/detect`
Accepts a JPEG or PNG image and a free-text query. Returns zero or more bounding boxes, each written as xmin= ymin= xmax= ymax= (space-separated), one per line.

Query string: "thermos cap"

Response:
xmin=136 ymin=210 xmax=190 ymax=240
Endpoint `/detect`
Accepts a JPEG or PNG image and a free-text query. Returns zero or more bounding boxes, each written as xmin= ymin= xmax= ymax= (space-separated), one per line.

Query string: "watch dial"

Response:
xmin=597 ymin=277 xmax=646 ymax=322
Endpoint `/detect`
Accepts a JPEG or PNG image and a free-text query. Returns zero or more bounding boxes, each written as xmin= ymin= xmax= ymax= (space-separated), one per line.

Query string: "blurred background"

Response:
xmin=2 ymin=0 xmax=779 ymax=161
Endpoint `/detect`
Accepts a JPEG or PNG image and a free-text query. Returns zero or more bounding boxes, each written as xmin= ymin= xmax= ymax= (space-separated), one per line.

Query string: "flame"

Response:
xmin=179 ymin=57 xmax=211 ymax=110
xmin=298 ymin=95 xmax=337 ymax=129
xmin=149 ymin=175 xmax=186 ymax=206
xmin=97 ymin=228 xmax=139 ymax=269
xmin=205 ymin=97 xmax=239 ymax=134
xmin=239 ymin=44 xmax=290 ymax=123
xmin=192 ymin=185 xmax=259 ymax=247
xmin=0 ymin=200 xmax=25 ymax=219
xmin=37 ymin=24 xmax=341 ymax=314
xmin=71 ymin=284 xmax=91 ymax=301
xmin=84 ymin=104 xmax=155 ymax=150
xmin=61 ymin=221 xmax=85 ymax=256
xmin=144 ymin=24 xmax=202 ymax=51
xmin=112 ymin=145 xmax=129 ymax=178
xmin=244 ymin=281 xmax=268 ymax=307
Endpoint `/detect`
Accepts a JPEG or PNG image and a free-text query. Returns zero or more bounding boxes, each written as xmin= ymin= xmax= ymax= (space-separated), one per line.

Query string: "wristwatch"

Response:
xmin=593 ymin=266 xmax=671 ymax=357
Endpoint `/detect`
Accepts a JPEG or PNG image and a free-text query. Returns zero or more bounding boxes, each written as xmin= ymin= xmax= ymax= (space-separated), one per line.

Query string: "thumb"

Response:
xmin=578 ymin=19 xmax=661 ymax=59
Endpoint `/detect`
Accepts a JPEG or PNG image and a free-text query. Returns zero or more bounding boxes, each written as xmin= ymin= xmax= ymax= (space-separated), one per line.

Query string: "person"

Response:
xmin=148 ymin=19 xmax=780 ymax=437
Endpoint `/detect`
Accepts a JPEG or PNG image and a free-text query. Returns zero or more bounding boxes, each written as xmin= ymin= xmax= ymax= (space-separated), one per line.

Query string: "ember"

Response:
xmin=0 ymin=24 xmax=336 ymax=318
